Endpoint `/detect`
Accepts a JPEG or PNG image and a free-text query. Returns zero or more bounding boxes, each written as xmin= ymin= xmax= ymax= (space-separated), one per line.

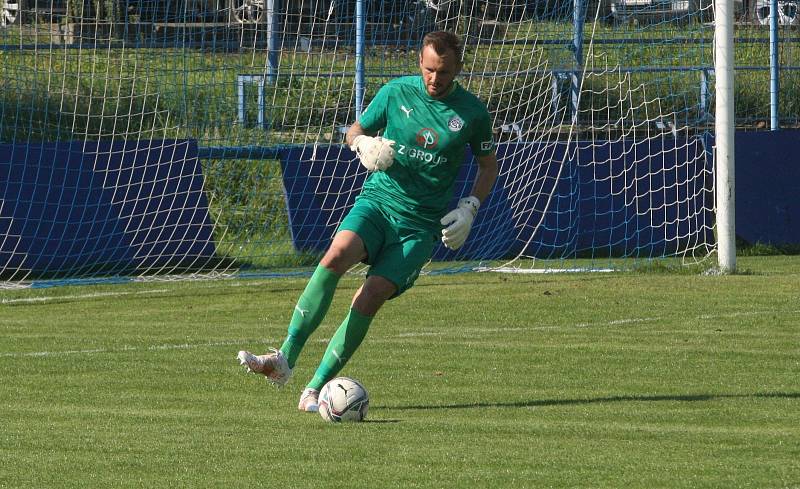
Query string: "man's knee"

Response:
xmin=352 ymin=276 xmax=396 ymax=316
xmin=320 ymin=231 xmax=366 ymax=274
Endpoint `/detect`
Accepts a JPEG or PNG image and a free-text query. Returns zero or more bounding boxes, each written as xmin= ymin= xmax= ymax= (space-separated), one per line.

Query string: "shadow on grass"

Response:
xmin=379 ymin=392 xmax=800 ymax=411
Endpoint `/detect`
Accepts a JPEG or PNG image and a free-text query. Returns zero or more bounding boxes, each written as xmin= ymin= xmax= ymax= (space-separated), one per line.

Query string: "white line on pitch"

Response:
xmin=0 ymin=339 xmax=280 ymax=358
xmin=2 ymin=308 xmax=796 ymax=359
xmin=397 ymin=326 xmax=541 ymax=338
xmin=0 ymin=289 xmax=169 ymax=305
xmin=576 ymin=317 xmax=662 ymax=328
xmin=698 ymin=309 xmax=800 ymax=320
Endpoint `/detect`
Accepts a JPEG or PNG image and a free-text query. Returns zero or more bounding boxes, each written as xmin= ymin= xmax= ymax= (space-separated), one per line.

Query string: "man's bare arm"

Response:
xmin=345 ymin=121 xmax=378 ymax=148
xmin=469 ymin=152 xmax=499 ymax=203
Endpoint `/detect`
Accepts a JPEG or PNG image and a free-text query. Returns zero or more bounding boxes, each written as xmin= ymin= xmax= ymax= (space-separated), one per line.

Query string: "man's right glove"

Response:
xmin=350 ymin=135 xmax=396 ymax=172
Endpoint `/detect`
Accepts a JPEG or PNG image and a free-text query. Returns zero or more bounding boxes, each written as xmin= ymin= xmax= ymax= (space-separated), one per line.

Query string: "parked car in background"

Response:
xmin=1 ymin=0 xmax=29 ymax=26
xmin=605 ymin=0 xmax=744 ymax=22
xmin=753 ymin=0 xmax=799 ymax=24
xmin=0 ymin=0 xmax=269 ymax=27
xmin=4 ymin=0 xmax=785 ymax=29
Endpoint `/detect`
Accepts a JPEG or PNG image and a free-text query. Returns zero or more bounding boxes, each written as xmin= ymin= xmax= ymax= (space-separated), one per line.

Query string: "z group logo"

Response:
xmin=416 ymin=128 xmax=439 ymax=149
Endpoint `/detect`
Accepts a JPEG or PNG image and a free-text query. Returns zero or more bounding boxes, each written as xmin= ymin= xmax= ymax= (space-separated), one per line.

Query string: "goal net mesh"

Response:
xmin=0 ymin=0 xmax=716 ymax=286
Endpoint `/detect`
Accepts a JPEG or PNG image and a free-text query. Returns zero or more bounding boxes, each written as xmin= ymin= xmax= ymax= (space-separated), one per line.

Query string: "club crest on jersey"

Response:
xmin=448 ymin=116 xmax=464 ymax=132
xmin=416 ymin=128 xmax=439 ymax=149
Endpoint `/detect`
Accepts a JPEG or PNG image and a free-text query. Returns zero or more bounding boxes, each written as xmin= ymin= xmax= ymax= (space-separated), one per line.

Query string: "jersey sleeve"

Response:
xmin=469 ymin=107 xmax=495 ymax=157
xmin=358 ymin=83 xmax=391 ymax=133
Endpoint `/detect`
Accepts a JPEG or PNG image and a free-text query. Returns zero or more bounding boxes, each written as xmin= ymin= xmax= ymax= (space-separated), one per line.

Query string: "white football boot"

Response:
xmin=237 ymin=348 xmax=292 ymax=386
xmin=298 ymin=387 xmax=319 ymax=412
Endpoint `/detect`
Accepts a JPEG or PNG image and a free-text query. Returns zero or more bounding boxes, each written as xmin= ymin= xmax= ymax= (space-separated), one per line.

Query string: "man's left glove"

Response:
xmin=440 ymin=196 xmax=480 ymax=251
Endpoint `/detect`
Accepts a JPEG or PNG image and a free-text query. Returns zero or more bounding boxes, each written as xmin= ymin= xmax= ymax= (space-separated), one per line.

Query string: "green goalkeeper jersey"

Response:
xmin=357 ymin=75 xmax=495 ymax=232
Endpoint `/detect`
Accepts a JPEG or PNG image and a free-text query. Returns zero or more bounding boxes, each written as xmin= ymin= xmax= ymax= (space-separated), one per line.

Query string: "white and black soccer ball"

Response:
xmin=318 ymin=377 xmax=369 ymax=423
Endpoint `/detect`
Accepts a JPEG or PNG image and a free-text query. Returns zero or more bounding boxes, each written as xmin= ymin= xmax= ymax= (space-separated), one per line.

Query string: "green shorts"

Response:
xmin=337 ymin=199 xmax=436 ymax=297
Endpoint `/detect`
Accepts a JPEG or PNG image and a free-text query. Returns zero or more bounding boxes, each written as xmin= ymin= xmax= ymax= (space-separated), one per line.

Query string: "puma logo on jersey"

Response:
xmin=400 ymin=105 xmax=414 ymax=118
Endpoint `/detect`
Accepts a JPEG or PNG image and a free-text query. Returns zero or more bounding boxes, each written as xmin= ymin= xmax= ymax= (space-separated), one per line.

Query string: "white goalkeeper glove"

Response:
xmin=440 ymin=196 xmax=480 ymax=251
xmin=350 ymin=135 xmax=396 ymax=172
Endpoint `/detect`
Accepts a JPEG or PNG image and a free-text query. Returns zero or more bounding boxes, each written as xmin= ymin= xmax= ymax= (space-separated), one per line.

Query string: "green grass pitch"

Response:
xmin=2 ymin=256 xmax=799 ymax=488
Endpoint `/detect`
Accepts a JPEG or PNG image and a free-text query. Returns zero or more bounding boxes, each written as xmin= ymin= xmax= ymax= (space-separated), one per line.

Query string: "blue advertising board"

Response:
xmin=0 ymin=139 xmax=216 ymax=278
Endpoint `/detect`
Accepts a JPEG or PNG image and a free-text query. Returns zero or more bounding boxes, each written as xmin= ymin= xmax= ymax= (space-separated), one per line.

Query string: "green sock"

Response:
xmin=307 ymin=307 xmax=373 ymax=391
xmin=279 ymin=264 xmax=340 ymax=368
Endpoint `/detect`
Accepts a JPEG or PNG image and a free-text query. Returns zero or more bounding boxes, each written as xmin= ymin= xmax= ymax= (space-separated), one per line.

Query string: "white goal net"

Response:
xmin=0 ymin=0 xmax=717 ymax=287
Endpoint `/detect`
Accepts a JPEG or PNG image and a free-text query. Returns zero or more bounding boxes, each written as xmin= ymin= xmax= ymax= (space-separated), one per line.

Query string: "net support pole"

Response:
xmin=266 ymin=0 xmax=278 ymax=85
xmin=354 ymin=0 xmax=366 ymax=118
xmin=769 ymin=0 xmax=780 ymax=130
xmin=571 ymin=0 xmax=585 ymax=123
xmin=715 ymin=0 xmax=736 ymax=272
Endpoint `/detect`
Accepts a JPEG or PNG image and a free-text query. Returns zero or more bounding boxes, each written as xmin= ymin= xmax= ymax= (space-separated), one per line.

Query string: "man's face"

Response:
xmin=419 ymin=45 xmax=461 ymax=98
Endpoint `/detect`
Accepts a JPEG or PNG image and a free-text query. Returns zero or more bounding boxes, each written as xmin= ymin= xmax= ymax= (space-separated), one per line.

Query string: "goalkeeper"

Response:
xmin=237 ymin=31 xmax=498 ymax=412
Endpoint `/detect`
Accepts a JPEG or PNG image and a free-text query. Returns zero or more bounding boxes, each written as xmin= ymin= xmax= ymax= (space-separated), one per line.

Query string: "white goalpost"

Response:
xmin=714 ymin=0 xmax=737 ymax=273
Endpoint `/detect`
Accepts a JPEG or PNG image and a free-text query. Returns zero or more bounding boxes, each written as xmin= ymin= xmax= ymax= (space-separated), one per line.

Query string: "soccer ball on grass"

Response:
xmin=318 ymin=377 xmax=369 ymax=422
